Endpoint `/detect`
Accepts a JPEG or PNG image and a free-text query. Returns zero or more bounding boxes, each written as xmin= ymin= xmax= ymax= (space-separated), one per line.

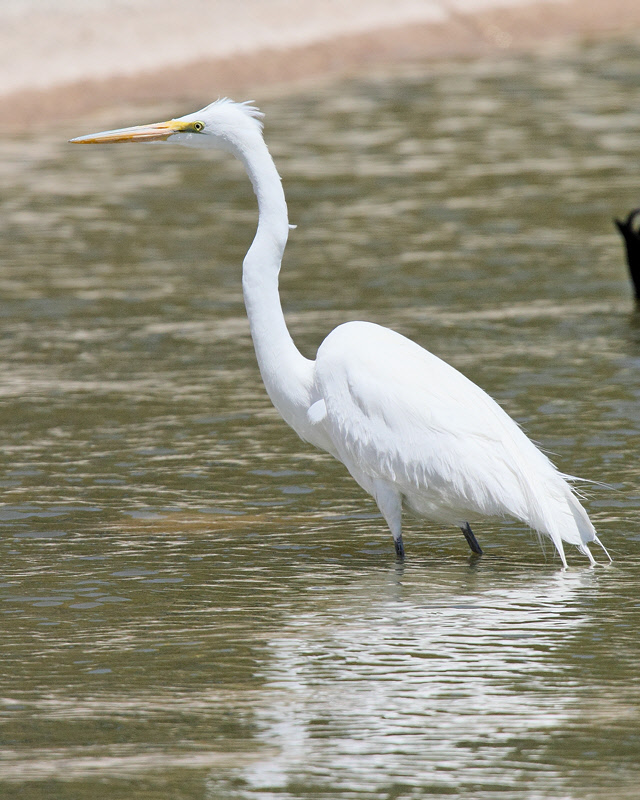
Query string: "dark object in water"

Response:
xmin=615 ymin=208 xmax=640 ymax=301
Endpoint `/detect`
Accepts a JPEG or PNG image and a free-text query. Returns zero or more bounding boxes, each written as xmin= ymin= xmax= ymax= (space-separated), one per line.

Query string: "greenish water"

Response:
xmin=1 ymin=37 xmax=640 ymax=799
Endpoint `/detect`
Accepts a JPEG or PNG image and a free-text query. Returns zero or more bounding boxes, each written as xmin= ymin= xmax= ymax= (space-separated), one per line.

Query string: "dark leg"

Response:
xmin=373 ymin=481 xmax=405 ymax=560
xmin=460 ymin=522 xmax=483 ymax=556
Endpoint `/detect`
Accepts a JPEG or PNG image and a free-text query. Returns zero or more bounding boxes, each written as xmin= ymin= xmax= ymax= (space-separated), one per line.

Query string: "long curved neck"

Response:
xmin=234 ymin=133 xmax=314 ymax=425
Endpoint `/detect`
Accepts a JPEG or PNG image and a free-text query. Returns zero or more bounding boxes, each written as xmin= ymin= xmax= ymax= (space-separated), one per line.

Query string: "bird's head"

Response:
xmin=69 ymin=98 xmax=264 ymax=153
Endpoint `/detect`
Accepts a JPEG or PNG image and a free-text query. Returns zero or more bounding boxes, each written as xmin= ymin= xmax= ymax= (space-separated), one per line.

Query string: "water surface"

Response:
xmin=1 ymin=37 xmax=640 ymax=799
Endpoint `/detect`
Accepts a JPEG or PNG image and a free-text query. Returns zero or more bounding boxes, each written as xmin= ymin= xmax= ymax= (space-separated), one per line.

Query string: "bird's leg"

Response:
xmin=460 ymin=522 xmax=483 ymax=556
xmin=373 ymin=481 xmax=405 ymax=559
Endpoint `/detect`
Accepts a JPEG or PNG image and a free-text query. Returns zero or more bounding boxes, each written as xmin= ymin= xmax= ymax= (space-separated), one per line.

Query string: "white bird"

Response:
xmin=71 ymin=98 xmax=610 ymax=568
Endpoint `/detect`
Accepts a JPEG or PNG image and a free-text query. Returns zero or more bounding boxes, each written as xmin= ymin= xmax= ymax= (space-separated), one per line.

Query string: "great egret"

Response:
xmin=71 ymin=99 xmax=610 ymax=568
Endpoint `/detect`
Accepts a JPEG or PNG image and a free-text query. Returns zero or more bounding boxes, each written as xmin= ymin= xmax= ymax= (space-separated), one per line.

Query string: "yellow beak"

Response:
xmin=69 ymin=119 xmax=191 ymax=144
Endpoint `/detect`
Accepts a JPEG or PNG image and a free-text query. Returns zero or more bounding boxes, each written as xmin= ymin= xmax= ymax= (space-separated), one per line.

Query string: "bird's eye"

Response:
xmin=193 ymin=121 xmax=205 ymax=132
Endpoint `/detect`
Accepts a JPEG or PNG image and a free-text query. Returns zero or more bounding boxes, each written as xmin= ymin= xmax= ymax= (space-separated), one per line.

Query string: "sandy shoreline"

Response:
xmin=3 ymin=0 xmax=640 ymax=132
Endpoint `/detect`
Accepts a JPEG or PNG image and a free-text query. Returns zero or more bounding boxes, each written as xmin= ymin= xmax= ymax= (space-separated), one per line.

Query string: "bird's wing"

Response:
xmin=313 ymin=321 xmax=554 ymax=520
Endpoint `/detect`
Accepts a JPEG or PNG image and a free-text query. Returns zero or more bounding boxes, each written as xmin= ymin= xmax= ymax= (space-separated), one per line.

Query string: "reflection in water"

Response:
xmin=211 ymin=569 xmax=595 ymax=797
xmin=1 ymin=36 xmax=640 ymax=800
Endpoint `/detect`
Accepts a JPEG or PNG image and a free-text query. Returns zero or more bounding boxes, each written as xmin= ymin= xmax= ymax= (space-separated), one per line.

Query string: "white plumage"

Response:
xmin=71 ymin=98 xmax=610 ymax=568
